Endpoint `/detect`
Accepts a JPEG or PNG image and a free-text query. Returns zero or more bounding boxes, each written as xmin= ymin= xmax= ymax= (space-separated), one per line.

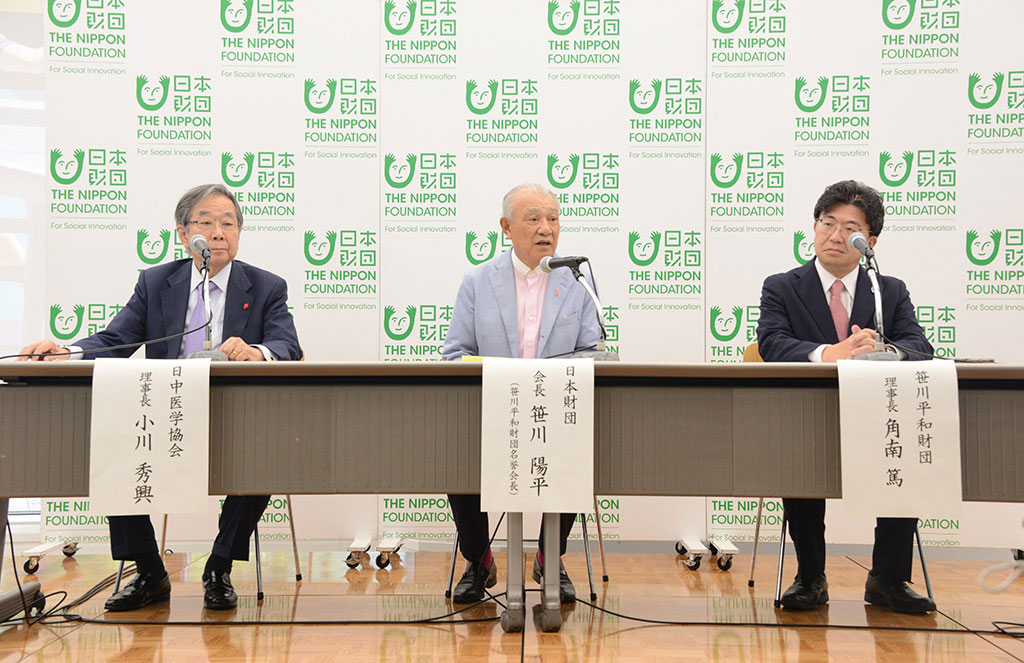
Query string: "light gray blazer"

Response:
xmin=442 ymin=251 xmax=602 ymax=360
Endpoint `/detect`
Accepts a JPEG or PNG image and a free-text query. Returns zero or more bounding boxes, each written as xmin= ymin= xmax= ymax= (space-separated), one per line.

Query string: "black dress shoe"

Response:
xmin=203 ymin=570 xmax=238 ymax=610
xmin=532 ymin=556 xmax=576 ymax=604
xmin=452 ymin=560 xmax=497 ymax=604
xmin=865 ymin=573 xmax=935 ymax=614
xmin=779 ymin=574 xmax=828 ymax=610
xmin=104 ymin=572 xmax=171 ymax=612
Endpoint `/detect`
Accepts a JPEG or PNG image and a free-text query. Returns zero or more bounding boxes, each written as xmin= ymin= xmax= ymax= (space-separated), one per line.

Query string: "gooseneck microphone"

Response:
xmin=538 ymin=255 xmax=588 ymax=273
xmin=848 ymin=232 xmax=875 ymax=259
xmin=189 ymin=233 xmax=211 ymax=261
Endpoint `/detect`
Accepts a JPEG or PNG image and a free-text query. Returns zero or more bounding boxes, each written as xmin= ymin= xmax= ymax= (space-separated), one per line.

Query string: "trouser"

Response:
xmin=783 ymin=497 xmax=916 ymax=582
xmin=108 ymin=495 xmax=272 ymax=562
xmin=448 ymin=493 xmax=577 ymax=562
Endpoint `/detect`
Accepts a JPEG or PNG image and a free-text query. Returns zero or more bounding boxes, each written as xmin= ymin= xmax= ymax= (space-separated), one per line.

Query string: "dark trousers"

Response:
xmin=108 ymin=495 xmax=272 ymax=562
xmin=783 ymin=498 xmax=916 ymax=582
xmin=448 ymin=494 xmax=576 ymax=562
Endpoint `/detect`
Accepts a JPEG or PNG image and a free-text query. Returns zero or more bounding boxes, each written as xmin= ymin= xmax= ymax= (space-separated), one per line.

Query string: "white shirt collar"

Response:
xmin=510 ymin=250 xmax=544 ymax=277
xmin=188 ymin=260 xmax=233 ymax=294
xmin=813 ymin=258 xmax=858 ymax=300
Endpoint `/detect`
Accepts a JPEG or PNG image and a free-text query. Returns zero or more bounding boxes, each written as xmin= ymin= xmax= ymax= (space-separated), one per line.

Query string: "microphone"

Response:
xmin=848 ymin=232 xmax=875 ymax=259
xmin=189 ymin=234 xmax=211 ymax=260
xmin=539 ymin=255 xmax=588 ymax=273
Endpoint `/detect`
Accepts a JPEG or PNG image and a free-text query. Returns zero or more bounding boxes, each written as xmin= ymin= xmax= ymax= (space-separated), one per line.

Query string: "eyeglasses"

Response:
xmin=815 ymin=216 xmax=866 ymax=238
xmin=188 ymin=217 xmax=238 ymax=232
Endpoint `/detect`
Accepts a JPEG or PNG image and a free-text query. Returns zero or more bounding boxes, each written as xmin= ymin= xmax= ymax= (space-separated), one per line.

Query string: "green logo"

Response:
xmin=967 ymin=72 xmax=1004 ymax=110
xmin=383 ymin=305 xmax=417 ymax=341
xmin=882 ymin=0 xmax=916 ymax=30
xmin=465 ymin=231 xmax=501 ymax=265
xmin=794 ymin=76 xmax=828 ymax=113
xmin=628 ymin=79 xmax=662 ymax=115
xmin=709 ymin=152 xmax=742 ymax=189
xmin=465 ymin=80 xmax=499 ymax=115
xmin=47 ymin=0 xmax=81 ymax=28
xmin=304 ymin=230 xmax=337 ymax=266
xmin=627 ymin=231 xmax=662 ymax=267
xmin=384 ymin=0 xmax=417 ymax=36
xmin=711 ymin=0 xmax=745 ymax=34
xmin=304 ymin=79 xmax=337 ymax=114
xmin=878 ymin=150 xmax=913 ymax=187
xmin=546 ymin=153 xmax=579 ymax=189
xmin=220 ymin=0 xmax=253 ymax=33
xmin=793 ymin=231 xmax=814 ymax=265
xmin=136 ymin=75 xmax=170 ymax=112
xmin=965 ymin=229 xmax=1001 ymax=266
xmin=136 ymin=229 xmax=171 ymax=265
xmin=49 ymin=303 xmax=84 ymax=341
xmin=384 ymin=153 xmax=417 ymax=189
xmin=49 ymin=148 xmax=85 ymax=185
xmin=709 ymin=305 xmax=743 ymax=342
xmin=221 ymin=152 xmax=254 ymax=187
xmin=547 ymin=0 xmax=581 ymax=36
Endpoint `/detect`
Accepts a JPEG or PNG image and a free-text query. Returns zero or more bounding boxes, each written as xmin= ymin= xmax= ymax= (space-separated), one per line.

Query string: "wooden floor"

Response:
xmin=1 ymin=548 xmax=1022 ymax=662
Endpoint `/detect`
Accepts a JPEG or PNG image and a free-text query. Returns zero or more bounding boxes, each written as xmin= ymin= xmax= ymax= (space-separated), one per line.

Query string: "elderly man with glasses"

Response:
xmin=755 ymin=179 xmax=935 ymax=615
xmin=19 ymin=183 xmax=301 ymax=612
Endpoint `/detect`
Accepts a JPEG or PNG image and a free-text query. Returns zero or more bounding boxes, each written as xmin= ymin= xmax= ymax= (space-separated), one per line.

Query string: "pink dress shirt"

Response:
xmin=511 ymin=251 xmax=549 ymax=359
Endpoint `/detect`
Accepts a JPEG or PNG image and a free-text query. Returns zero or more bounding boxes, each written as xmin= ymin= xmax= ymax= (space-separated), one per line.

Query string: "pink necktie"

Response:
xmin=829 ymin=279 xmax=849 ymax=341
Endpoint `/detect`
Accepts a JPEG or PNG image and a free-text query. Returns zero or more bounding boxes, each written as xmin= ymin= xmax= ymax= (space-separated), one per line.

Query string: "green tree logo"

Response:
xmin=137 ymin=229 xmax=171 ymax=265
xmin=709 ymin=306 xmax=743 ymax=342
xmin=47 ymin=0 xmax=81 ymax=28
xmin=792 ymin=230 xmax=814 ymax=265
xmin=304 ymin=79 xmax=337 ymax=114
xmin=628 ymin=79 xmax=662 ymax=115
xmin=221 ymin=152 xmax=255 ymax=187
xmin=878 ymin=150 xmax=913 ymax=187
xmin=965 ymin=229 xmax=1001 ymax=266
xmin=383 ymin=305 xmax=417 ymax=341
xmin=384 ymin=0 xmax=417 ymax=36
xmin=136 ymin=75 xmax=170 ymax=112
xmin=465 ymin=80 xmax=499 ymax=115
xmin=546 ymin=153 xmax=579 ymax=189
xmin=709 ymin=152 xmax=743 ymax=189
xmin=303 ymin=230 xmax=337 ymax=266
xmin=220 ymin=0 xmax=254 ymax=33
xmin=49 ymin=148 xmax=85 ymax=186
xmin=967 ymin=73 xmax=1004 ymax=110
xmin=384 ymin=153 xmax=417 ymax=189
xmin=49 ymin=303 xmax=84 ymax=341
xmin=882 ymin=0 xmax=916 ymax=30
xmin=547 ymin=0 xmax=581 ymax=36
xmin=627 ymin=231 xmax=662 ymax=267
xmin=711 ymin=0 xmax=745 ymax=34
xmin=794 ymin=76 xmax=828 ymax=113
xmin=465 ymin=231 xmax=500 ymax=265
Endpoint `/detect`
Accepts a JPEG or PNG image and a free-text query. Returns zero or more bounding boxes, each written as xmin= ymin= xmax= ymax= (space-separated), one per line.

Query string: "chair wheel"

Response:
xmin=344 ymin=552 xmax=361 ymax=569
xmin=1013 ymin=549 xmax=1024 ymax=561
xmin=62 ymin=544 xmax=79 ymax=557
xmin=674 ymin=542 xmax=686 ymax=555
xmin=683 ymin=557 xmax=701 ymax=571
xmin=375 ymin=553 xmax=390 ymax=569
xmin=707 ymin=542 xmax=719 ymax=556
xmin=23 ymin=559 xmax=39 ymax=574
xmin=717 ymin=555 xmax=733 ymax=571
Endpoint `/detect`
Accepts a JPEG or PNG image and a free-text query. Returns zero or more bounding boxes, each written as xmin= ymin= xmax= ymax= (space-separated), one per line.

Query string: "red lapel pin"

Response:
xmin=243 ymin=303 xmax=250 ymax=310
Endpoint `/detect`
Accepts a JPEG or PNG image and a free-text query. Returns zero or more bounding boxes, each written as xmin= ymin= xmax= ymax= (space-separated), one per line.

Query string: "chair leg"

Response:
xmin=580 ymin=514 xmax=597 ymax=601
xmin=286 ymin=495 xmax=302 ymax=581
xmin=445 ymin=533 xmax=460 ymax=599
xmin=592 ymin=496 xmax=609 ymax=582
xmin=773 ymin=511 xmax=788 ymax=608
xmin=254 ymin=523 xmax=264 ymax=601
xmin=114 ymin=560 xmax=125 ymax=593
xmin=748 ymin=498 xmax=764 ymax=588
xmin=914 ymin=525 xmax=934 ymax=600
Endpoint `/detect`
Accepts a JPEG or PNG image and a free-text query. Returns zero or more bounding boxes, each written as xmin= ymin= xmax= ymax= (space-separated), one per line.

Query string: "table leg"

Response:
xmin=500 ymin=512 xmax=525 ymax=633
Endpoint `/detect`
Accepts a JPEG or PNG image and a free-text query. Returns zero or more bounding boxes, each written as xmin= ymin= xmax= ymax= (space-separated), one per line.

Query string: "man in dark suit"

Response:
xmin=756 ymin=179 xmax=936 ymax=614
xmin=19 ymin=183 xmax=301 ymax=612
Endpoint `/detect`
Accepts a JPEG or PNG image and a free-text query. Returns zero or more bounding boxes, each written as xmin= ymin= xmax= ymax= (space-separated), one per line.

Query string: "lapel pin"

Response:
xmin=555 ymin=289 xmax=559 ymax=297
xmin=243 ymin=303 xmax=250 ymax=310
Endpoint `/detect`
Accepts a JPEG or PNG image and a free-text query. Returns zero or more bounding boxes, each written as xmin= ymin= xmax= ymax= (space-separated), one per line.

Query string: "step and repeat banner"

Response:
xmin=35 ymin=0 xmax=1024 ymax=550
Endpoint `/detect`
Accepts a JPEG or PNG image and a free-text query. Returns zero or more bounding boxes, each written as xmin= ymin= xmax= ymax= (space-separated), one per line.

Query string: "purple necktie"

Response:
xmin=182 ymin=281 xmax=217 ymax=357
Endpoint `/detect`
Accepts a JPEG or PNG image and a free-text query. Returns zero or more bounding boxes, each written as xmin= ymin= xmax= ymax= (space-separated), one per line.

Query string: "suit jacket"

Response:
xmin=442 ymin=251 xmax=602 ymax=360
xmin=75 ymin=258 xmax=301 ymax=361
xmin=756 ymin=258 xmax=932 ymax=362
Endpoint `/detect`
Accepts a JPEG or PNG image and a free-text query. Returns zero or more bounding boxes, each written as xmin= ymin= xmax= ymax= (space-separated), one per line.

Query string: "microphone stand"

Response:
xmin=568 ymin=263 xmax=620 ymax=362
xmin=852 ymin=254 xmax=898 ymax=362
xmin=186 ymin=252 xmax=228 ymax=361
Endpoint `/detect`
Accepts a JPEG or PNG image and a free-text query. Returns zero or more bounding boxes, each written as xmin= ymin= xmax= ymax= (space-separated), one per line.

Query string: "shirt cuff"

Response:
xmin=807 ymin=344 xmax=827 ymax=363
xmin=252 ymin=344 xmax=276 ymax=361
xmin=64 ymin=345 xmax=85 ymax=360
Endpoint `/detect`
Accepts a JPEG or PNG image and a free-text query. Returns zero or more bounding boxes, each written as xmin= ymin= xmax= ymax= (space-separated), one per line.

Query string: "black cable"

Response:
xmin=3 ymin=520 xmax=71 ymax=628
xmin=993 ymin=621 xmax=1024 ymax=638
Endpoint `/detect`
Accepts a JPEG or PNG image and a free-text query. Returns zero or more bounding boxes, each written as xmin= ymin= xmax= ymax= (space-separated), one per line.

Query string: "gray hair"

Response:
xmin=501 ymin=183 xmax=558 ymax=220
xmin=174 ymin=183 xmax=244 ymax=229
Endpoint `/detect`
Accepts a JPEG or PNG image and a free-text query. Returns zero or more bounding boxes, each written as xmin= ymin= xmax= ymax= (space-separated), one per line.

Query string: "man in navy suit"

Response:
xmin=442 ymin=183 xmax=601 ymax=604
xmin=20 ymin=183 xmax=301 ymax=612
xmin=756 ymin=179 xmax=935 ymax=614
